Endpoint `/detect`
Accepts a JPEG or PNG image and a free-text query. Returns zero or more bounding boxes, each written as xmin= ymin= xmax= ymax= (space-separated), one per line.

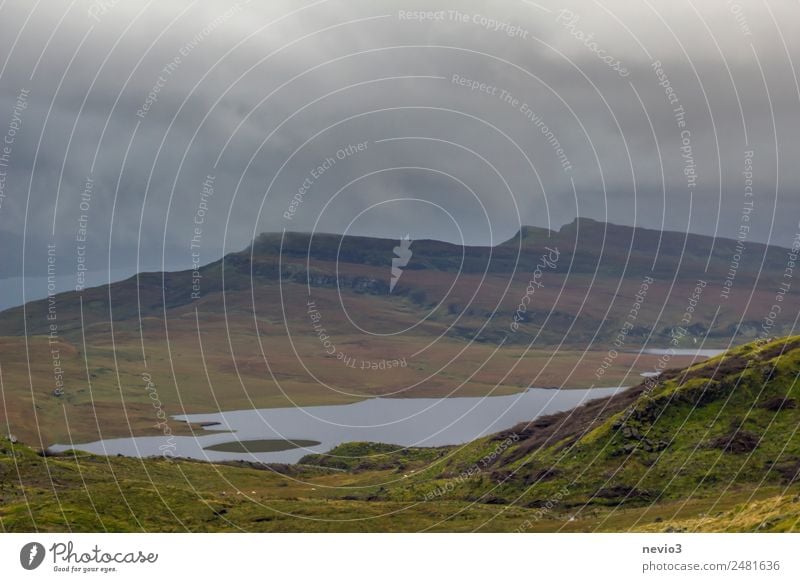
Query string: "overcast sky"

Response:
xmin=1 ymin=0 xmax=799 ymax=308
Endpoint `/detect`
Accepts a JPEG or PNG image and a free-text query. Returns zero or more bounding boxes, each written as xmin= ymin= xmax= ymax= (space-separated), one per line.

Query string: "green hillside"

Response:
xmin=358 ymin=336 xmax=800 ymax=512
xmin=2 ymin=336 xmax=798 ymax=532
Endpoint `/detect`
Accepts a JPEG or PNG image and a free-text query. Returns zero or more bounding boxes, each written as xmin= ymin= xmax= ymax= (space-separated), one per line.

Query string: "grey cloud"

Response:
xmin=0 ymin=0 xmax=799 ymax=309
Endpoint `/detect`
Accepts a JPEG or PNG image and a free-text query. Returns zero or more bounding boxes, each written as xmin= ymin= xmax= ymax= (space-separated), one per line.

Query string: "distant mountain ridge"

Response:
xmin=1 ymin=217 xmax=795 ymax=342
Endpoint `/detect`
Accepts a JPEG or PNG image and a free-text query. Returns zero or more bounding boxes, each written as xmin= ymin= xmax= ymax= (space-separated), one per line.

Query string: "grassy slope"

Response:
xmin=365 ymin=337 xmax=800 ymax=508
xmin=2 ymin=337 xmax=798 ymax=532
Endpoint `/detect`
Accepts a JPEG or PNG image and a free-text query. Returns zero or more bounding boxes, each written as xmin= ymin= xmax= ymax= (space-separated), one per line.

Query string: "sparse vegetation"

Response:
xmin=2 ymin=336 xmax=798 ymax=532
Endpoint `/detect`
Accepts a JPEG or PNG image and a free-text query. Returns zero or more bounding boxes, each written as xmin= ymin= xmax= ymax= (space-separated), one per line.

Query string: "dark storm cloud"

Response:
xmin=0 ymin=0 xmax=799 ymax=308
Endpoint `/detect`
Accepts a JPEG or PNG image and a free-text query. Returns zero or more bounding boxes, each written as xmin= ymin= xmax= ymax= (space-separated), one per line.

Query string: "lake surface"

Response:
xmin=50 ymin=387 xmax=623 ymax=464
